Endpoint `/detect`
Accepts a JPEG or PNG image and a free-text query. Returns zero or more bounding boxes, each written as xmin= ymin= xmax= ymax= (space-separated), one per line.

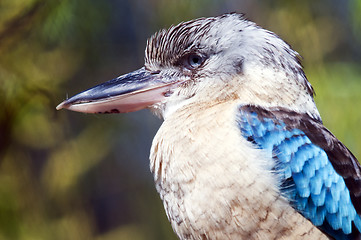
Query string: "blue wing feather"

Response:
xmin=237 ymin=105 xmax=361 ymax=239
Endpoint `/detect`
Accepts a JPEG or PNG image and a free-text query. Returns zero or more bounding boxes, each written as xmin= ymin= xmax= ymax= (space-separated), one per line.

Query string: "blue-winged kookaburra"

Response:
xmin=57 ymin=13 xmax=361 ymax=240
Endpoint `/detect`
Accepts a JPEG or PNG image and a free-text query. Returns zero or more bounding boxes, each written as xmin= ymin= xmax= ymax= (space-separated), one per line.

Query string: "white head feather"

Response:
xmin=145 ymin=13 xmax=320 ymax=120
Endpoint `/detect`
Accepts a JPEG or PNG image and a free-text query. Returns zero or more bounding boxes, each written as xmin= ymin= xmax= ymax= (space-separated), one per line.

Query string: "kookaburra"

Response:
xmin=57 ymin=13 xmax=361 ymax=240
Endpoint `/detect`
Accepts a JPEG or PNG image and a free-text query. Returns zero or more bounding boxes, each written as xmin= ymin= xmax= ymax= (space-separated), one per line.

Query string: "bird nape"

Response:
xmin=57 ymin=13 xmax=361 ymax=240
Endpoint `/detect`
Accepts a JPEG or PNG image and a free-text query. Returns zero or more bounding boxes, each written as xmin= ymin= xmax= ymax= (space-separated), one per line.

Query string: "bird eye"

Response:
xmin=186 ymin=54 xmax=204 ymax=69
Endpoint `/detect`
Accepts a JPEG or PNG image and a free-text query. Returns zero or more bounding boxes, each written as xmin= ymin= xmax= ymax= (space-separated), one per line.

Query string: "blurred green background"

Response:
xmin=1 ymin=0 xmax=361 ymax=239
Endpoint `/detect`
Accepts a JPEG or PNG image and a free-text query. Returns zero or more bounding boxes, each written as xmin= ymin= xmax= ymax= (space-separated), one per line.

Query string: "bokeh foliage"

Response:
xmin=0 ymin=0 xmax=360 ymax=239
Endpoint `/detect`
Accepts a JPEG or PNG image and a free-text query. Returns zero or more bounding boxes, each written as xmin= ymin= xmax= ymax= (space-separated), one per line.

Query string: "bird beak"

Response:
xmin=56 ymin=67 xmax=182 ymax=113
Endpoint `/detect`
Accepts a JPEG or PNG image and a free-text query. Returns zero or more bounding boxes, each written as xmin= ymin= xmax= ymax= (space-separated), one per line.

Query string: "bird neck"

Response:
xmin=157 ymin=70 xmax=320 ymax=121
xmin=237 ymin=64 xmax=321 ymax=120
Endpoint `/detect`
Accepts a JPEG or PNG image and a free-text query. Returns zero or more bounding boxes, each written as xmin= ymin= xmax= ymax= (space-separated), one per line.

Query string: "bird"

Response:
xmin=57 ymin=13 xmax=361 ymax=240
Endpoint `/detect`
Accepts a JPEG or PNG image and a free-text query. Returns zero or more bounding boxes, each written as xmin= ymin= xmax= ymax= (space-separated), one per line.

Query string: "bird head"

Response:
xmin=57 ymin=13 xmax=320 ymax=120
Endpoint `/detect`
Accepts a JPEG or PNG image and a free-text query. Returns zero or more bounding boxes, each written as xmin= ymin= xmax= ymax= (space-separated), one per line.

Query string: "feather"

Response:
xmin=237 ymin=104 xmax=361 ymax=239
